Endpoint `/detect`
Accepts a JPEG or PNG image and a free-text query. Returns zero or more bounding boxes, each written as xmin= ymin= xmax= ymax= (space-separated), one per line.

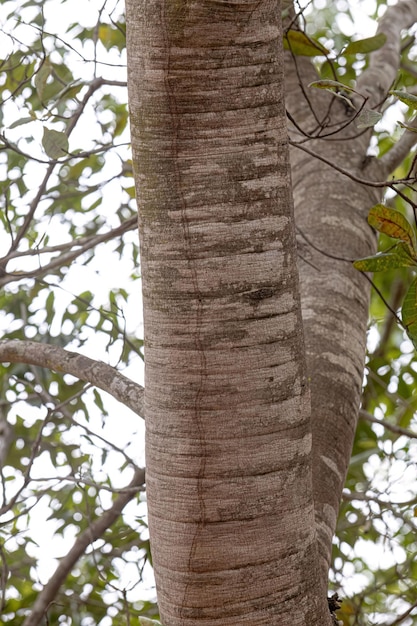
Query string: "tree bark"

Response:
xmin=285 ymin=50 xmax=378 ymax=586
xmin=284 ymin=0 xmax=417 ymax=585
xmin=0 ymin=339 xmax=144 ymax=416
xmin=126 ymin=1 xmax=330 ymax=624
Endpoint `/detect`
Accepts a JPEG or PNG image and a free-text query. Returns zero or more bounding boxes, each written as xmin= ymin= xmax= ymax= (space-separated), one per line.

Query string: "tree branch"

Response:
xmin=359 ymin=408 xmax=417 ymax=439
xmin=8 ymin=77 xmax=114 ymax=253
xmin=356 ymin=0 xmax=417 ymax=109
xmin=21 ymin=466 xmax=146 ymax=626
xmin=379 ymin=117 xmax=417 ymax=175
xmin=289 ymin=139 xmax=413 ymax=189
xmin=387 ymin=598 xmax=417 ymax=626
xmin=0 ymin=340 xmax=144 ymax=417
xmin=0 ymin=216 xmax=137 ymax=288
xmin=342 ymin=489 xmax=416 ymax=512
xmin=2 ymin=217 xmax=136 ymax=263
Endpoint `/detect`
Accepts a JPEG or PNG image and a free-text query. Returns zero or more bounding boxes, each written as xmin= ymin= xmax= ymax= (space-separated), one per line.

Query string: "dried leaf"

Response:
xmin=367 ymin=204 xmax=417 ymax=254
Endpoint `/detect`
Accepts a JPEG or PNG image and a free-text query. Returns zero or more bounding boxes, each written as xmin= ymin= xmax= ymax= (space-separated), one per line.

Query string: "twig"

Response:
xmin=379 ymin=116 xmax=417 ymax=176
xmin=21 ymin=467 xmax=145 ymax=626
xmin=9 ymin=77 xmax=114 ymax=252
xmin=289 ymin=139 xmax=415 ymax=189
xmin=387 ymin=598 xmax=417 ymax=626
xmin=0 ymin=216 xmax=137 ymax=288
xmin=359 ymin=409 xmax=417 ymax=439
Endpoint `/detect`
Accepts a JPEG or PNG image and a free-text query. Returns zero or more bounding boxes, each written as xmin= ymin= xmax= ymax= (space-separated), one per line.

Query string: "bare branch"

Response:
xmin=0 ymin=340 xmax=144 ymax=417
xmin=21 ymin=466 xmax=145 ymax=626
xmin=289 ymin=139 xmax=415 ymax=189
xmin=356 ymin=0 xmax=417 ymax=108
xmin=359 ymin=408 xmax=417 ymax=439
xmin=342 ymin=489 xmax=417 ymax=511
xmin=380 ymin=117 xmax=417 ymax=175
xmin=387 ymin=598 xmax=417 ymax=626
xmin=0 ymin=216 xmax=137 ymax=288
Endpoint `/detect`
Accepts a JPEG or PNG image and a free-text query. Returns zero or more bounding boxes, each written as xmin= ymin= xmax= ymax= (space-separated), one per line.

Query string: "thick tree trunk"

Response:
xmin=126 ymin=1 xmax=330 ymax=624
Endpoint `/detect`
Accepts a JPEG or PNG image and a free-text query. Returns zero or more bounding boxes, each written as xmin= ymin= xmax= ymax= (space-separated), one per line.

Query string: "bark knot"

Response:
xmin=328 ymin=592 xmax=342 ymax=625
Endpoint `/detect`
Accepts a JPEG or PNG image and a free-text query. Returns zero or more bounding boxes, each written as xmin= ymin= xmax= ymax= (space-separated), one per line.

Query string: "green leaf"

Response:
xmin=139 ymin=619 xmax=162 ymax=626
xmin=45 ymin=291 xmax=55 ymax=326
xmin=93 ymin=389 xmax=108 ymax=416
xmin=34 ymin=57 xmax=52 ymax=101
xmin=356 ymin=109 xmax=382 ymax=129
xmin=98 ymin=23 xmax=126 ymax=52
xmin=309 ymin=79 xmax=357 ymax=108
xmin=367 ymin=204 xmax=417 ymax=253
xmin=402 ymin=277 xmax=417 ymax=348
xmin=309 ymin=79 xmax=355 ymax=92
xmin=353 ymin=242 xmax=417 ymax=272
xmin=389 ymin=90 xmax=417 ymax=110
xmin=284 ymin=30 xmax=329 ymax=57
xmin=42 ymin=127 xmax=69 ymax=160
xmin=8 ymin=116 xmax=35 ymax=129
xmin=343 ymin=33 xmax=386 ymax=55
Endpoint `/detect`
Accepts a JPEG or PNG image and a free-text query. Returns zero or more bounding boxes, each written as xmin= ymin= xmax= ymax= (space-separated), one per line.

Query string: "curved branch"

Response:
xmin=9 ymin=77 xmax=113 ymax=253
xmin=0 ymin=340 xmax=144 ymax=417
xmin=380 ymin=117 xmax=417 ymax=175
xmin=356 ymin=0 xmax=417 ymax=108
xmin=388 ymin=598 xmax=417 ymax=626
xmin=359 ymin=408 xmax=417 ymax=439
xmin=22 ymin=466 xmax=146 ymax=626
xmin=289 ymin=139 xmax=411 ymax=188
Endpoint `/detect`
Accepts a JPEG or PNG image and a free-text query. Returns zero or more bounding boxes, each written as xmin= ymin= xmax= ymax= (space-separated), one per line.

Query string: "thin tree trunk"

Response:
xmin=285 ymin=50 xmax=378 ymax=584
xmin=284 ymin=0 xmax=417 ymax=583
xmin=126 ymin=1 xmax=330 ymax=624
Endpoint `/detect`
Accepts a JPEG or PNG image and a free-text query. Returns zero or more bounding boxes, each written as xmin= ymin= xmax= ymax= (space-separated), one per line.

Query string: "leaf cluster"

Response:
xmin=0 ymin=0 xmax=152 ymax=623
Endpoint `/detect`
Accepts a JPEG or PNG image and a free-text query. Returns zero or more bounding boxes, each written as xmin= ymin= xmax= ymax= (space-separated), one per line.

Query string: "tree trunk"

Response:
xmin=284 ymin=51 xmax=378 ymax=585
xmin=284 ymin=0 xmax=417 ymax=584
xmin=126 ymin=1 xmax=330 ymax=624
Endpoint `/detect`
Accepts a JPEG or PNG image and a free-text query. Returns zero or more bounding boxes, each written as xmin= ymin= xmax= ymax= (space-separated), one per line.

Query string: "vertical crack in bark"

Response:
xmin=128 ymin=2 xmax=332 ymax=621
xmin=160 ymin=5 xmax=208 ymax=613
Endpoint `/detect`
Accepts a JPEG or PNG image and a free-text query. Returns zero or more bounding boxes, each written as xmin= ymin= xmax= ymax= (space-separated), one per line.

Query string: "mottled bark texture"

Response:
xmin=126 ymin=1 xmax=329 ymax=624
xmin=0 ymin=339 xmax=144 ymax=415
xmin=285 ymin=0 xmax=417 ymax=587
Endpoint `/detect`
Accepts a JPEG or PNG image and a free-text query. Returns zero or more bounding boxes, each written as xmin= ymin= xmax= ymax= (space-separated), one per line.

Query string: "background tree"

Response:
xmin=1 ymin=0 xmax=417 ymax=625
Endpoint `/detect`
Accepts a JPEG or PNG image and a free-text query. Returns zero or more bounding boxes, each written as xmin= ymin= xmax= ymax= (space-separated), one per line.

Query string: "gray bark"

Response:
xmin=0 ymin=339 xmax=144 ymax=416
xmin=126 ymin=0 xmax=330 ymax=624
xmin=285 ymin=0 xmax=417 ymax=585
xmin=2 ymin=2 xmax=415 ymax=624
